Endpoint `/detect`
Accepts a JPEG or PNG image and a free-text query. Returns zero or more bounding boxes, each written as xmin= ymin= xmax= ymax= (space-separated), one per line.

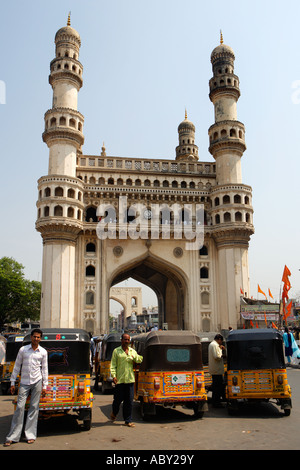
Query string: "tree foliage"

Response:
xmin=0 ymin=257 xmax=41 ymax=329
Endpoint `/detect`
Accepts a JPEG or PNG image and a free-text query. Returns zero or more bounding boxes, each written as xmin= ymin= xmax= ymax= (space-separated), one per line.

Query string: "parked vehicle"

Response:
xmin=94 ymin=333 xmax=121 ymax=393
xmin=226 ymin=328 xmax=292 ymax=416
xmin=0 ymin=334 xmax=24 ymax=395
xmin=132 ymin=330 xmax=208 ymax=419
xmin=19 ymin=328 xmax=93 ymax=429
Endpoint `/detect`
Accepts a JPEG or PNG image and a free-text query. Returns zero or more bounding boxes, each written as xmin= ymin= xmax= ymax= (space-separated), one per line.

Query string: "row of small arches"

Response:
xmin=80 ymin=175 xmax=207 ymax=189
xmin=39 ymin=186 xmax=82 ymax=200
xmin=215 ymin=211 xmax=251 ymax=224
xmin=45 ymin=116 xmax=83 ymax=131
xmin=210 ymin=128 xmax=243 ymax=141
xmin=38 ymin=205 xmax=82 ymax=219
xmin=52 ymin=62 xmax=82 ymax=75
xmin=214 ymin=194 xmax=250 ymax=206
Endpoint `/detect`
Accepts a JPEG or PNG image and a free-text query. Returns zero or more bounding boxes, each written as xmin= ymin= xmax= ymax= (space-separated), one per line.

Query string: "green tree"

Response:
xmin=0 ymin=257 xmax=41 ymax=330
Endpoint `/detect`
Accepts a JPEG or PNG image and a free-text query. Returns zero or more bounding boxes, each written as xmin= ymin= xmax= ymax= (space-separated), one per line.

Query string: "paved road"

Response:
xmin=1 ymin=368 xmax=299 ymax=452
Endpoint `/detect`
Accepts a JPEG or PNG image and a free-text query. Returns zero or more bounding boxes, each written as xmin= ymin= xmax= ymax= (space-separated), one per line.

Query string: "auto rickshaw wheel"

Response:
xmin=140 ymin=399 xmax=155 ymax=420
xmin=192 ymin=403 xmax=204 ymax=419
xmin=82 ymin=409 xmax=92 ymax=430
xmin=284 ymin=408 xmax=291 ymax=416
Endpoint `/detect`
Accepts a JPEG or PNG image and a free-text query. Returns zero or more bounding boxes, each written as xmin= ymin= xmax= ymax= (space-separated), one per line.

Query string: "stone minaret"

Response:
xmin=36 ymin=15 xmax=85 ymax=328
xmin=209 ymin=33 xmax=254 ymax=328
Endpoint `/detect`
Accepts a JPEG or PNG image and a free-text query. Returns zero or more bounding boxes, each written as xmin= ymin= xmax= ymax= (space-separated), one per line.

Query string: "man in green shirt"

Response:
xmin=110 ymin=333 xmax=143 ymax=427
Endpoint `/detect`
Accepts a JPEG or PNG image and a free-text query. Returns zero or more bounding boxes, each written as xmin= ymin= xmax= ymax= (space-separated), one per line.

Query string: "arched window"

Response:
xmin=67 ymin=207 xmax=74 ymax=218
xmin=44 ymin=187 xmax=51 ymax=197
xmin=224 ymin=212 xmax=231 ymax=222
xmin=54 ymin=205 xmax=63 ymax=216
xmin=235 ymin=212 xmax=242 ymax=222
xmin=200 ymin=267 xmax=209 ymax=279
xmin=86 ymin=265 xmax=95 ymax=277
xmin=44 ymin=206 xmax=49 ymax=217
xmin=55 ymin=187 xmax=63 ymax=197
xmin=86 ymin=242 xmax=96 ymax=253
xmin=201 ymin=291 xmax=210 ymax=305
xmin=199 ymin=245 xmax=208 ymax=256
xmin=234 ymin=194 xmax=241 ymax=204
xmin=67 ymin=188 xmax=75 ymax=198
xmin=86 ymin=291 xmax=94 ymax=305
xmin=85 ymin=206 xmax=97 ymax=222
xmin=223 ymin=195 xmax=230 ymax=204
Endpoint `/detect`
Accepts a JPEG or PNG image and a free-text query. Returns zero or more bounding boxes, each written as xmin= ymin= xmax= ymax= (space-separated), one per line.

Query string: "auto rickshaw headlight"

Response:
xmin=154 ymin=378 xmax=160 ymax=390
xmin=232 ymin=376 xmax=238 ymax=386
xmin=277 ymin=375 xmax=283 ymax=385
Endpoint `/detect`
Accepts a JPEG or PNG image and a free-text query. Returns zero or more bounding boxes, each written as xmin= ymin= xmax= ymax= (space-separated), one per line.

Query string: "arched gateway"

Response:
xmin=36 ymin=20 xmax=254 ymax=335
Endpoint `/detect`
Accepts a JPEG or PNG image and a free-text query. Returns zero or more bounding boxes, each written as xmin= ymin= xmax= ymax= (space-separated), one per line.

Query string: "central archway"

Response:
xmin=109 ymin=254 xmax=188 ymax=330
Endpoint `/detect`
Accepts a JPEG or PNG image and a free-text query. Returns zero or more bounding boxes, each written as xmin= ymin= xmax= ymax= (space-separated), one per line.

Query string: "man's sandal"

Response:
xmin=3 ymin=441 xmax=14 ymax=447
xmin=27 ymin=440 xmax=35 ymax=444
xmin=125 ymin=422 xmax=135 ymax=427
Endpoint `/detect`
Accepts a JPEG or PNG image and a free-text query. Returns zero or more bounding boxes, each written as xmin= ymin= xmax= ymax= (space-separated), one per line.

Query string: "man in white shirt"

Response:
xmin=208 ymin=334 xmax=225 ymax=408
xmin=4 ymin=329 xmax=48 ymax=446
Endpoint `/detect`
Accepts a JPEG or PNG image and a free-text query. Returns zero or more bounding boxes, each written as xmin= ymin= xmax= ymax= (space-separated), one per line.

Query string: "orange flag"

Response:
xmin=264 ymin=312 xmax=267 ymax=327
xmin=282 ymin=265 xmax=291 ymax=285
xmin=250 ymin=320 xmax=254 ymax=328
xmin=240 ymin=287 xmax=244 ymax=295
xmin=284 ymin=300 xmax=293 ymax=321
xmin=272 ymin=322 xmax=278 ymax=329
xmin=268 ymin=289 xmax=273 ymax=299
xmin=258 ymin=285 xmax=266 ymax=297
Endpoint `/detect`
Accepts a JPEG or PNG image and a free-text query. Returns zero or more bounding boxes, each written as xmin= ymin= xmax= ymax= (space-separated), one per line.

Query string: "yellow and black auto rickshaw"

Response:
xmin=226 ymin=328 xmax=292 ymax=416
xmin=0 ymin=334 xmax=24 ymax=395
xmin=20 ymin=328 xmax=93 ymax=429
xmin=132 ymin=330 xmax=208 ymax=419
xmin=94 ymin=333 xmax=121 ymax=393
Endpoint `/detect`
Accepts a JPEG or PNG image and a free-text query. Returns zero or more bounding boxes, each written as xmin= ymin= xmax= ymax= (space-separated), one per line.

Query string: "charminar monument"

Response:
xmin=36 ymin=17 xmax=254 ymax=335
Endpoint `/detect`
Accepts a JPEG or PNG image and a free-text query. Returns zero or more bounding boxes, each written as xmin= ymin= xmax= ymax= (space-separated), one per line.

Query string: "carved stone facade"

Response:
xmin=36 ymin=21 xmax=254 ymax=335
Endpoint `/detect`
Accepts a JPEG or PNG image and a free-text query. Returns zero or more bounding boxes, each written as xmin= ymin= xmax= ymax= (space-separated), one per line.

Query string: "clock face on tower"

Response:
xmin=143 ymin=209 xmax=152 ymax=220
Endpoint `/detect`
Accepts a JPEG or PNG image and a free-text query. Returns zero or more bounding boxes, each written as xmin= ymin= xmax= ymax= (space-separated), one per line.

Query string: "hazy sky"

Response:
xmin=1 ymin=0 xmax=300 ymax=310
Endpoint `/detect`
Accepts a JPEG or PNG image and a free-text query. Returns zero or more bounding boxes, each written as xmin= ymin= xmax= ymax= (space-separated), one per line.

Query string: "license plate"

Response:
xmin=232 ymin=386 xmax=240 ymax=393
xmin=171 ymin=374 xmax=186 ymax=385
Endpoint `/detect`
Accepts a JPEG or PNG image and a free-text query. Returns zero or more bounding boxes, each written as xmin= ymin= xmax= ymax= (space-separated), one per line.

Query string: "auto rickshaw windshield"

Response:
xmin=227 ymin=329 xmax=285 ymax=370
xmin=23 ymin=329 xmax=91 ymax=374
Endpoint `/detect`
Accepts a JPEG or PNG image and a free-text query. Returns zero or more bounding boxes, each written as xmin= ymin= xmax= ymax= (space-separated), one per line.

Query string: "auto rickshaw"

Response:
xmin=226 ymin=328 xmax=292 ymax=416
xmin=132 ymin=330 xmax=208 ymax=419
xmin=94 ymin=333 xmax=121 ymax=393
xmin=19 ymin=328 xmax=93 ymax=429
xmin=0 ymin=334 xmax=24 ymax=395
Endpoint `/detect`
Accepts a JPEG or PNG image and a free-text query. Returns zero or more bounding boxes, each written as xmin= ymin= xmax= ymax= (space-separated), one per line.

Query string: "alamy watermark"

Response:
xmin=96 ymin=196 xmax=204 ymax=251
xmin=0 ymin=80 xmax=6 ymax=104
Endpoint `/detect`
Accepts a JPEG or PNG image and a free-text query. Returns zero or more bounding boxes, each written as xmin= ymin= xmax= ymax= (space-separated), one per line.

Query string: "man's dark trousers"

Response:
xmin=112 ymin=382 xmax=134 ymax=423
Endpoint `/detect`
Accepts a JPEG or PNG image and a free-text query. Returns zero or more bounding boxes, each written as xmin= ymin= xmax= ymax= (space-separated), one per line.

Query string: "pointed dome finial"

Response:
xmin=185 ymin=108 xmax=188 ymax=120
xmin=220 ymin=29 xmax=223 ymax=44
xmin=67 ymin=11 xmax=71 ymax=26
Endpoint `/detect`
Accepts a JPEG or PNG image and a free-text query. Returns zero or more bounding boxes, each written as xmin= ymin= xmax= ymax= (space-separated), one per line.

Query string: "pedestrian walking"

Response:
xmin=208 ymin=333 xmax=225 ymax=408
xmin=110 ymin=332 xmax=143 ymax=427
xmin=3 ymin=328 xmax=48 ymax=446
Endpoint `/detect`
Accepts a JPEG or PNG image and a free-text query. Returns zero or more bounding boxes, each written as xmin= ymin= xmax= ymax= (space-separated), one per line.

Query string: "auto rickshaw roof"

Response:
xmin=7 ymin=334 xmax=24 ymax=343
xmin=227 ymin=328 xmax=283 ymax=342
xmin=102 ymin=333 xmax=121 ymax=342
xmin=23 ymin=328 xmax=91 ymax=343
xmin=134 ymin=330 xmax=201 ymax=347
